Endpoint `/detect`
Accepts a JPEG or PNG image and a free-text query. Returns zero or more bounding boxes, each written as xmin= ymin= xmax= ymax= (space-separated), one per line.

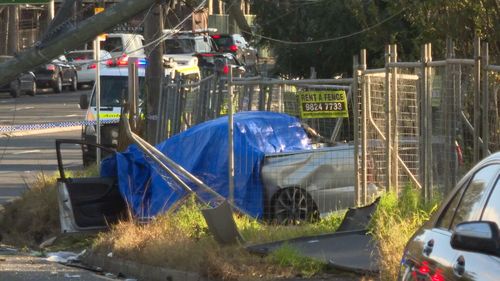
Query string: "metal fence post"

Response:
xmin=426 ymin=43 xmax=434 ymax=201
xmin=420 ymin=44 xmax=427 ymax=200
xmin=385 ymin=45 xmax=392 ymax=191
xmin=353 ymin=54 xmax=360 ymax=206
xmin=360 ymin=50 xmax=368 ymax=205
xmin=228 ymin=67 xmax=235 ymax=205
xmin=391 ymin=44 xmax=399 ymax=193
xmin=473 ymin=36 xmax=481 ymax=163
xmin=481 ymin=42 xmax=490 ymax=157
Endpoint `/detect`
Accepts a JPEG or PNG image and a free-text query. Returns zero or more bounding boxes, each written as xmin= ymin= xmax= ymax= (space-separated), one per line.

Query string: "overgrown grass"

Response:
xmin=2 ymin=164 xmax=441 ymax=280
xmin=92 ymin=198 xmax=349 ymax=280
xmin=369 ymin=186 xmax=440 ymax=281
xmin=0 ymin=166 xmax=98 ymax=248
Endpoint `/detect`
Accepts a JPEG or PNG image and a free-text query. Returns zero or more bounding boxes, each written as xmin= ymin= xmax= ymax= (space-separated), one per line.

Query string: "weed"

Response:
xmin=370 ymin=185 xmax=440 ymax=281
xmin=267 ymin=244 xmax=326 ymax=277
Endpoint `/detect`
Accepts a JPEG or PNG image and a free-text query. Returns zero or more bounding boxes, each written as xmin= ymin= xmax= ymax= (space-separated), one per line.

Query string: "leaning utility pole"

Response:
xmin=0 ymin=0 xmax=160 ymax=86
xmin=7 ymin=5 xmax=18 ymax=55
xmin=144 ymin=3 xmax=165 ymax=144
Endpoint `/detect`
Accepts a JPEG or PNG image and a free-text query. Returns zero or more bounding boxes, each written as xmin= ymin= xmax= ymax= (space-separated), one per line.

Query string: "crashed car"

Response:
xmin=56 ymin=112 xmax=380 ymax=232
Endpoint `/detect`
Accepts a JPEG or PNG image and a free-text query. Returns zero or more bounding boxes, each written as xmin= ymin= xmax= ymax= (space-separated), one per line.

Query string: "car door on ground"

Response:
xmin=401 ymin=164 xmax=500 ymax=281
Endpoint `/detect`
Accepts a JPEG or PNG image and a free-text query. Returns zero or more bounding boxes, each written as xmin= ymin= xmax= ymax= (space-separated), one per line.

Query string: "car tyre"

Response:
xmin=52 ymin=75 xmax=63 ymax=93
xmin=9 ymin=80 xmax=21 ymax=98
xmin=273 ymin=187 xmax=319 ymax=225
xmin=70 ymin=73 xmax=78 ymax=91
xmin=27 ymin=80 xmax=37 ymax=96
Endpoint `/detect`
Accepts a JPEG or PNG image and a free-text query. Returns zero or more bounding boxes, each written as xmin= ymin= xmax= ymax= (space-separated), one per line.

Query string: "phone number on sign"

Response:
xmin=302 ymin=102 xmax=344 ymax=112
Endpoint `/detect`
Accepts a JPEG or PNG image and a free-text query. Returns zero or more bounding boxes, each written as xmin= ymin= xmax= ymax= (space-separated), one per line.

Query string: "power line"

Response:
xmin=246 ymin=6 xmax=407 ymax=45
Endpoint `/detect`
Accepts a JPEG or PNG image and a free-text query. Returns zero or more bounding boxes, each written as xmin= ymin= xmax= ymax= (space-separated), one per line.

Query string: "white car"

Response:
xmin=66 ymin=50 xmax=112 ymax=88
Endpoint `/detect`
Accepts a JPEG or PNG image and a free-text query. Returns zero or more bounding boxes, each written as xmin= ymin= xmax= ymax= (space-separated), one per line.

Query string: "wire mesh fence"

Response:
xmin=355 ymin=40 xmax=499 ymax=202
xmin=154 ymin=72 xmax=380 ymax=221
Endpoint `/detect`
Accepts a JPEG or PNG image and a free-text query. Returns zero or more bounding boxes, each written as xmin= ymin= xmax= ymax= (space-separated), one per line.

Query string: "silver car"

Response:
xmin=262 ymin=144 xmax=381 ymax=224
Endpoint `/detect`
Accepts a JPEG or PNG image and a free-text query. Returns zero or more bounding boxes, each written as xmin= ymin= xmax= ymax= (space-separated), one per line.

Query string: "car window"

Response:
xmin=165 ymin=38 xmax=195 ymax=54
xmin=212 ymin=36 xmax=233 ymax=48
xmin=66 ymin=52 xmax=93 ymax=61
xmin=101 ymin=37 xmax=123 ymax=53
xmin=450 ymin=164 xmax=500 ymax=230
xmin=195 ymin=38 xmax=213 ymax=53
xmin=436 ymin=182 xmax=467 ymax=230
xmin=91 ymin=76 xmax=145 ymax=107
xmin=481 ymin=176 xmax=500 ymax=226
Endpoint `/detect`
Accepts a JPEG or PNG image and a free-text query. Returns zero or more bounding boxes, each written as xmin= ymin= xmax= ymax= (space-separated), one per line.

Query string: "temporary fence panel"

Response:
xmin=355 ymin=39 xmax=500 ymax=203
xmin=157 ymin=73 xmax=372 ymax=222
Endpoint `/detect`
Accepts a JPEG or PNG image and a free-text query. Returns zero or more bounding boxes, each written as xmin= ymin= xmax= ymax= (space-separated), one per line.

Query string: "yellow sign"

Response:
xmin=299 ymin=90 xmax=349 ymax=118
xmin=94 ymin=8 xmax=106 ymax=41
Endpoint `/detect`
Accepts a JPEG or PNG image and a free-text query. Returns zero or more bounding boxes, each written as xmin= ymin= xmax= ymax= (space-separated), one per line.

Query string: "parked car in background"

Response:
xmin=33 ymin=55 xmax=78 ymax=93
xmin=0 ymin=56 xmax=36 ymax=97
xmin=163 ymin=30 xmax=218 ymax=71
xmin=211 ymin=34 xmax=258 ymax=73
xmin=195 ymin=52 xmax=246 ymax=76
xmin=66 ymin=50 xmax=112 ymax=89
xmin=398 ymin=152 xmax=500 ymax=281
xmin=100 ymin=33 xmax=145 ymax=66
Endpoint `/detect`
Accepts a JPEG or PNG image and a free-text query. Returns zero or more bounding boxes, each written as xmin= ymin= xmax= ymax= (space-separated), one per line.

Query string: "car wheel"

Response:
xmin=273 ymin=187 xmax=319 ymax=225
xmin=9 ymin=80 xmax=21 ymax=98
xmin=70 ymin=73 xmax=78 ymax=91
xmin=52 ymin=75 xmax=63 ymax=93
xmin=27 ymin=80 xmax=37 ymax=96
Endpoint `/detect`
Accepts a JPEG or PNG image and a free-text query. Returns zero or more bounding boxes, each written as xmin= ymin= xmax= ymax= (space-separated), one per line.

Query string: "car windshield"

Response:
xmin=90 ymin=76 xmax=145 ymax=107
xmin=164 ymin=39 xmax=195 ymax=54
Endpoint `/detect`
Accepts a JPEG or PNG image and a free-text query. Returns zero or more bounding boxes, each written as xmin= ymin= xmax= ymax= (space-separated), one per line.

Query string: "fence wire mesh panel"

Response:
xmin=358 ymin=73 xmax=387 ymax=196
xmin=487 ymin=70 xmax=500 ymax=152
xmin=354 ymin=41 xmax=499 ymax=203
xmin=395 ymin=69 xmax=420 ymax=190
xmin=157 ymin=74 xmax=373 ymax=222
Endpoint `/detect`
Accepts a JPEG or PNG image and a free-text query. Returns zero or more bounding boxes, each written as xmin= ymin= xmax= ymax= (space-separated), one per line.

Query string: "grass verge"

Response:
xmin=91 ymin=197 xmax=349 ymax=280
xmin=0 ymin=166 xmax=98 ymax=248
xmin=1 ymin=166 xmax=439 ymax=281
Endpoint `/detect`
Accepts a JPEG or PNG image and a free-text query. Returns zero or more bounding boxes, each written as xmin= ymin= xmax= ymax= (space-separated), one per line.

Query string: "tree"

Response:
xmin=252 ymin=0 xmax=499 ymax=78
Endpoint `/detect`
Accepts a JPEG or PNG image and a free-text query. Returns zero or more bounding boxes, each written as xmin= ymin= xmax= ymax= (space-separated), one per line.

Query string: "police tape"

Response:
xmin=0 ymin=119 xmax=120 ymax=133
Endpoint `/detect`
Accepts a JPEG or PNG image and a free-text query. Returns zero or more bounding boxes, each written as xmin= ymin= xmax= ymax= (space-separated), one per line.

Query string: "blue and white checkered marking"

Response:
xmin=0 ymin=119 xmax=120 ymax=133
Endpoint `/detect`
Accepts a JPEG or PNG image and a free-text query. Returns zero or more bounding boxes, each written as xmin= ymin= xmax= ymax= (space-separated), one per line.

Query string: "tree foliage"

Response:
xmin=252 ymin=0 xmax=499 ymax=77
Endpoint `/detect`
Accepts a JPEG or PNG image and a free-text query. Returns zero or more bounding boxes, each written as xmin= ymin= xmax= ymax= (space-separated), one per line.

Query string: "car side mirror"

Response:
xmin=79 ymin=94 xmax=89 ymax=110
xmin=451 ymin=221 xmax=500 ymax=257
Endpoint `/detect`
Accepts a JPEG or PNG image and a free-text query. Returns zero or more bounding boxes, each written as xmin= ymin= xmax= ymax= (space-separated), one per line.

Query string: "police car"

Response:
xmin=79 ymin=57 xmax=201 ymax=166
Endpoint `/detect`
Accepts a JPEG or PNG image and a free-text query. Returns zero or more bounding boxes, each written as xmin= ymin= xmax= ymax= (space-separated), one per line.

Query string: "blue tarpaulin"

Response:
xmin=101 ymin=111 xmax=312 ymax=218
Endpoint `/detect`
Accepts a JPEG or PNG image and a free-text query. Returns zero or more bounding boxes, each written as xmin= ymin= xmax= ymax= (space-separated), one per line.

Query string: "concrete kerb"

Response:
xmin=82 ymin=251 xmax=212 ymax=281
xmin=0 ymin=126 xmax=81 ymax=138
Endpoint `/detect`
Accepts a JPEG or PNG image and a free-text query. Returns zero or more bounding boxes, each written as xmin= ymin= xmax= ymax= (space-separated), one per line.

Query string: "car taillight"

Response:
xmin=106 ymin=59 xmax=115 ymax=67
xmin=223 ymin=64 xmax=229 ymax=74
xmin=211 ymin=34 xmax=221 ymax=39
xmin=431 ymin=269 xmax=445 ymax=281
xmin=229 ymin=45 xmax=238 ymax=52
xmin=418 ymin=261 xmax=430 ymax=274
xmin=46 ymin=64 xmax=56 ymax=71
xmin=117 ymin=55 xmax=128 ymax=66
xmin=200 ymin=53 xmax=215 ymax=57
xmin=87 ymin=63 xmax=96 ymax=69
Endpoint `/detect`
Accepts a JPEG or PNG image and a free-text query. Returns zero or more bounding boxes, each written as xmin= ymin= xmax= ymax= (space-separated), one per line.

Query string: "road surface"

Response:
xmin=0 ymin=89 xmax=88 ymax=205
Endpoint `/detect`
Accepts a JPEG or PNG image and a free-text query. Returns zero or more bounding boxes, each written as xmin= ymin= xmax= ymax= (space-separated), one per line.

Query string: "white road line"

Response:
xmin=10 ymin=106 xmax=35 ymax=111
xmin=11 ymin=150 xmax=41 ymax=155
